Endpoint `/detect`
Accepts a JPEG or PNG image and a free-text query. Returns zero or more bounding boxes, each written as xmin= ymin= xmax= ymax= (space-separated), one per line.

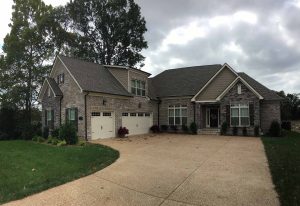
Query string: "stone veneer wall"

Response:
xmin=41 ymin=85 xmax=61 ymax=130
xmin=260 ymin=100 xmax=281 ymax=133
xmin=86 ymin=95 xmax=156 ymax=139
xmin=219 ymin=81 xmax=260 ymax=136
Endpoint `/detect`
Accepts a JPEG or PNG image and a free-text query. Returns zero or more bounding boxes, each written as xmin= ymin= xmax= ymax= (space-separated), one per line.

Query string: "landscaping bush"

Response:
xmin=32 ymin=136 xmax=45 ymax=143
xmin=182 ymin=124 xmax=189 ymax=133
xmin=242 ymin=127 xmax=247 ymax=136
xmin=221 ymin=122 xmax=228 ymax=135
xmin=232 ymin=127 xmax=238 ymax=136
xmin=150 ymin=125 xmax=160 ymax=133
xmin=57 ymin=140 xmax=67 ymax=146
xmin=59 ymin=123 xmax=78 ymax=145
xmin=190 ymin=122 xmax=197 ymax=134
xmin=170 ymin=125 xmax=178 ymax=132
xmin=118 ymin=127 xmax=129 ymax=138
xmin=269 ymin=120 xmax=281 ymax=137
xmin=254 ymin=125 xmax=260 ymax=137
xmin=160 ymin=125 xmax=169 ymax=131
xmin=43 ymin=127 xmax=49 ymax=139
xmin=51 ymin=128 xmax=60 ymax=139
xmin=0 ymin=131 xmax=9 ymax=140
xmin=281 ymin=121 xmax=291 ymax=131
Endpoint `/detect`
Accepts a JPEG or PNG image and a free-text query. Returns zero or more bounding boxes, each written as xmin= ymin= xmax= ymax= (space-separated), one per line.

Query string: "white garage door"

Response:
xmin=91 ymin=112 xmax=114 ymax=140
xmin=122 ymin=112 xmax=153 ymax=136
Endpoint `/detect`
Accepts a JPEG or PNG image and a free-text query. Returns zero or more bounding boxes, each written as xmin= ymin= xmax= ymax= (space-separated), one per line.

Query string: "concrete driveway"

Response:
xmin=4 ymin=134 xmax=279 ymax=206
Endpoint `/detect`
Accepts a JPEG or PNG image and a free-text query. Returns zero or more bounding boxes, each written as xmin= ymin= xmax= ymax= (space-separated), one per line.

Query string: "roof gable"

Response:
xmin=149 ymin=64 xmax=222 ymax=98
xmin=58 ymin=55 xmax=133 ymax=97
xmin=38 ymin=78 xmax=62 ymax=101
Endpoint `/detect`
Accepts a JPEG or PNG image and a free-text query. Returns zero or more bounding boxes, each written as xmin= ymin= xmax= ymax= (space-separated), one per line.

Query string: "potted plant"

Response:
xmin=118 ymin=127 xmax=129 ymax=138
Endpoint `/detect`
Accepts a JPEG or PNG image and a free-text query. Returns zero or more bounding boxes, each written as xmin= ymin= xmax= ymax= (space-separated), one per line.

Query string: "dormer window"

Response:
xmin=237 ymin=84 xmax=242 ymax=94
xmin=57 ymin=73 xmax=64 ymax=84
xmin=131 ymin=79 xmax=146 ymax=96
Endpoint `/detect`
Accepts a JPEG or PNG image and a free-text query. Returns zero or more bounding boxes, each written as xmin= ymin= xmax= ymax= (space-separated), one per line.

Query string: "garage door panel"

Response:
xmin=122 ymin=113 xmax=152 ymax=136
xmin=91 ymin=112 xmax=114 ymax=140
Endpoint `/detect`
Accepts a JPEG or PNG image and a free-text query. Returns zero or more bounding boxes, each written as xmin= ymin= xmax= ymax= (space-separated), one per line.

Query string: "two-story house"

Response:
xmin=38 ymin=55 xmax=281 ymax=140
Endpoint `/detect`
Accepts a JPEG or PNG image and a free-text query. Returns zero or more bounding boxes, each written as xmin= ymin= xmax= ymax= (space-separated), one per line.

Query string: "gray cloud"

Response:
xmin=135 ymin=0 xmax=300 ymax=93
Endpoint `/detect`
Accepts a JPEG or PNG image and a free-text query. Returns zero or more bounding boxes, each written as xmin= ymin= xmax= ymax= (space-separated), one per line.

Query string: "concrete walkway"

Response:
xmin=4 ymin=134 xmax=279 ymax=206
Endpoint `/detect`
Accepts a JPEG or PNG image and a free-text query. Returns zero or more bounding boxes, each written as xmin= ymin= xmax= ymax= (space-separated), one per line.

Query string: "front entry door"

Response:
xmin=209 ymin=108 xmax=219 ymax=128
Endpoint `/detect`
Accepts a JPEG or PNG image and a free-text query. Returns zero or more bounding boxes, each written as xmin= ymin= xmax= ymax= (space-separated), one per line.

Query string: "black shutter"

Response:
xmin=226 ymin=105 xmax=230 ymax=124
xmin=65 ymin=108 xmax=69 ymax=124
xmin=62 ymin=73 xmax=65 ymax=83
xmin=45 ymin=110 xmax=47 ymax=126
xmin=249 ymin=103 xmax=254 ymax=126
xmin=51 ymin=110 xmax=54 ymax=129
xmin=75 ymin=108 xmax=78 ymax=131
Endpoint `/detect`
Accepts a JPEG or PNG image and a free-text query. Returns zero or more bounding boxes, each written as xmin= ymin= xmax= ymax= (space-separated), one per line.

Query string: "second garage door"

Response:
xmin=91 ymin=112 xmax=115 ymax=140
xmin=122 ymin=112 xmax=153 ymax=136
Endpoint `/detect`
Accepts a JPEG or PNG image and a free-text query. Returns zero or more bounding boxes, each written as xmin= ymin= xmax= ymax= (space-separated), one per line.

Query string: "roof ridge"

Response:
xmin=163 ymin=64 xmax=223 ymax=72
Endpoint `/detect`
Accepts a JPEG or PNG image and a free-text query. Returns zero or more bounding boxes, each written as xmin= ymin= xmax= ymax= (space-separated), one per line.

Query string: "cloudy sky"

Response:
xmin=1 ymin=0 xmax=300 ymax=93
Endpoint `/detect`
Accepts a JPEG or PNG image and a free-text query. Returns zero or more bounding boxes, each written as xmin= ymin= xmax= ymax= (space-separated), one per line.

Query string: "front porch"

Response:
xmin=197 ymin=103 xmax=221 ymax=135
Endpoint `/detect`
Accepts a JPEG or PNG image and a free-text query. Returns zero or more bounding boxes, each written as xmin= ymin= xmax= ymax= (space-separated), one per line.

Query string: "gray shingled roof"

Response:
xmin=149 ymin=65 xmax=281 ymax=101
xmin=238 ymin=72 xmax=282 ymax=100
xmin=59 ymin=55 xmax=132 ymax=97
xmin=47 ymin=77 xmax=63 ymax=96
xmin=149 ymin=65 xmax=222 ymax=97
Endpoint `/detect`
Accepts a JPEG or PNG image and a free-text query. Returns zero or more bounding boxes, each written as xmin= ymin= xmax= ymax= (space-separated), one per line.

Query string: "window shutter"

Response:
xmin=65 ymin=108 xmax=69 ymax=123
xmin=226 ymin=105 xmax=230 ymax=124
xmin=249 ymin=103 xmax=254 ymax=126
xmin=45 ymin=110 xmax=47 ymax=126
xmin=75 ymin=108 xmax=78 ymax=131
xmin=62 ymin=73 xmax=64 ymax=83
xmin=51 ymin=110 xmax=54 ymax=129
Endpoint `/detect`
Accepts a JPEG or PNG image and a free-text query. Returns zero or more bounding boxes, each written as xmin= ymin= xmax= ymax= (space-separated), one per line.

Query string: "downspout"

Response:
xmin=192 ymin=101 xmax=196 ymax=123
xmin=84 ymin=92 xmax=89 ymax=141
xmin=59 ymin=96 xmax=63 ymax=126
xmin=157 ymin=97 xmax=161 ymax=127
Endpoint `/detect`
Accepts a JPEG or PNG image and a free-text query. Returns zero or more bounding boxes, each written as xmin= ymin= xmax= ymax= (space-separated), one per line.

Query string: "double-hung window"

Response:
xmin=131 ymin=79 xmax=146 ymax=96
xmin=45 ymin=109 xmax=54 ymax=129
xmin=168 ymin=105 xmax=187 ymax=125
xmin=230 ymin=103 xmax=249 ymax=127
xmin=66 ymin=108 xmax=78 ymax=130
xmin=57 ymin=73 xmax=64 ymax=84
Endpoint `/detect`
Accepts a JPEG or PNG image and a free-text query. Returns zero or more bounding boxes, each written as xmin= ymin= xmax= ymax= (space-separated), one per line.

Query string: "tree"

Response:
xmin=277 ymin=91 xmax=300 ymax=120
xmin=1 ymin=0 xmax=57 ymax=124
xmin=65 ymin=0 xmax=148 ymax=67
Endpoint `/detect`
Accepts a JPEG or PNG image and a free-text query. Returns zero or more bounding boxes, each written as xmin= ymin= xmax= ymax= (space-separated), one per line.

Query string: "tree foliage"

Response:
xmin=64 ymin=0 xmax=148 ymax=67
xmin=277 ymin=91 xmax=300 ymax=120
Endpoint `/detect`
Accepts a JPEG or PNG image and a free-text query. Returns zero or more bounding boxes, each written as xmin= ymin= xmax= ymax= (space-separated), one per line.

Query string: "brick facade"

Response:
xmin=260 ymin=100 xmax=281 ymax=133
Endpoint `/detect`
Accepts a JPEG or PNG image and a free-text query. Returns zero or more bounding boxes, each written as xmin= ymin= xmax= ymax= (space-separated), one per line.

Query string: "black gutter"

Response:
xmin=59 ymin=96 xmax=63 ymax=126
xmin=192 ymin=101 xmax=196 ymax=122
xmin=157 ymin=98 xmax=161 ymax=127
xmin=84 ymin=92 xmax=89 ymax=141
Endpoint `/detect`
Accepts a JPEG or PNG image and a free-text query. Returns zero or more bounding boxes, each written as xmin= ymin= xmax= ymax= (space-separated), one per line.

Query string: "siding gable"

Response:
xmin=106 ymin=67 xmax=129 ymax=91
xmin=194 ymin=66 xmax=237 ymax=101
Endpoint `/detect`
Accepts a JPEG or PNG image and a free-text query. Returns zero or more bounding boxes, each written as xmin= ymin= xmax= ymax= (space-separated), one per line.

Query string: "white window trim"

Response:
xmin=168 ymin=105 xmax=188 ymax=125
xmin=47 ymin=110 xmax=52 ymax=121
xmin=237 ymin=84 xmax=242 ymax=94
xmin=230 ymin=103 xmax=250 ymax=127
xmin=47 ymin=87 xmax=51 ymax=97
xmin=131 ymin=79 xmax=146 ymax=96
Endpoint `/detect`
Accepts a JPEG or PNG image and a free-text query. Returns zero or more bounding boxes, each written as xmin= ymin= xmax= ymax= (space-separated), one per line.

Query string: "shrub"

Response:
xmin=242 ymin=127 xmax=247 ymax=136
xmin=160 ymin=125 xmax=169 ymax=131
xmin=269 ymin=120 xmax=281 ymax=137
xmin=150 ymin=125 xmax=160 ymax=133
xmin=51 ymin=128 xmax=60 ymax=139
xmin=221 ymin=122 xmax=228 ymax=135
xmin=190 ymin=122 xmax=197 ymax=134
xmin=51 ymin=138 xmax=59 ymax=145
xmin=254 ymin=125 xmax=260 ymax=137
xmin=232 ymin=127 xmax=238 ymax=136
xmin=182 ymin=124 xmax=189 ymax=133
xmin=0 ymin=131 xmax=9 ymax=140
xmin=281 ymin=121 xmax=291 ymax=131
xmin=20 ymin=123 xmax=34 ymax=140
xmin=59 ymin=123 xmax=78 ymax=145
xmin=43 ymin=127 xmax=49 ymax=139
xmin=118 ymin=127 xmax=129 ymax=138
xmin=32 ymin=136 xmax=45 ymax=143
xmin=57 ymin=140 xmax=67 ymax=146
xmin=170 ymin=125 xmax=178 ymax=132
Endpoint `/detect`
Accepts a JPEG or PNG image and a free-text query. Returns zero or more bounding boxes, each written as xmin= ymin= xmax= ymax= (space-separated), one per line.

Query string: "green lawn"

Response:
xmin=0 ymin=141 xmax=119 ymax=204
xmin=262 ymin=131 xmax=300 ymax=206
